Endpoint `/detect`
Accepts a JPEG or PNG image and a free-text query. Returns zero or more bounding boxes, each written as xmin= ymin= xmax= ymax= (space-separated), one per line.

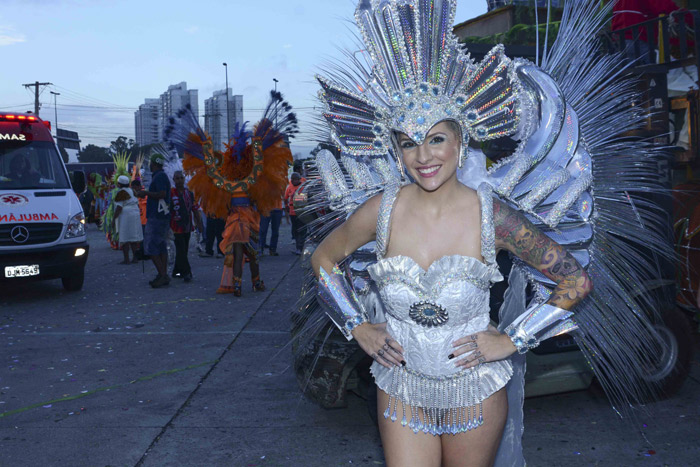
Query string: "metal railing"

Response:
xmin=602 ymin=10 xmax=700 ymax=77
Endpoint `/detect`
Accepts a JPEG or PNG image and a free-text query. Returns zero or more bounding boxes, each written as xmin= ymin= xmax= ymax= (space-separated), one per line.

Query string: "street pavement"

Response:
xmin=1 ymin=226 xmax=699 ymax=467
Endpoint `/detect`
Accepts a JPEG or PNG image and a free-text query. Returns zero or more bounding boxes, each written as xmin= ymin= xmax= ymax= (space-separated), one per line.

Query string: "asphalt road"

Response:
xmin=1 ymin=226 xmax=699 ymax=466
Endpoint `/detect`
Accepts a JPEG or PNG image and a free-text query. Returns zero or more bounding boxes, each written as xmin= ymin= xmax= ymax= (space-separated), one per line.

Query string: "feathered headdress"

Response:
xmin=317 ymin=0 xmax=520 ymax=164
xmin=165 ymin=91 xmax=298 ymax=218
xmin=131 ymin=152 xmax=144 ymax=182
xmin=110 ymin=151 xmax=131 ymax=184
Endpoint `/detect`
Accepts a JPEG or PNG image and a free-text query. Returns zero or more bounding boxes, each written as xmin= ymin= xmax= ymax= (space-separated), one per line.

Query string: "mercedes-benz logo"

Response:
xmin=10 ymin=225 xmax=29 ymax=244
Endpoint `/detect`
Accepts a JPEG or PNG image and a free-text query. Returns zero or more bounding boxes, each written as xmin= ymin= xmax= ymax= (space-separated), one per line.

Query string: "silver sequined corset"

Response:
xmin=367 ymin=182 xmax=513 ymax=409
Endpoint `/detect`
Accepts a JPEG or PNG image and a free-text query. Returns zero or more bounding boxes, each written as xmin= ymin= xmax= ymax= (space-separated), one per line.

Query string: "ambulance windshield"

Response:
xmin=0 ymin=141 xmax=70 ymax=189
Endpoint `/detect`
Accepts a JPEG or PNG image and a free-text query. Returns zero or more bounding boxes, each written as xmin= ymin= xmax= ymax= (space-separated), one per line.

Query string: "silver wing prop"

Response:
xmin=486 ymin=1 xmax=673 ymax=418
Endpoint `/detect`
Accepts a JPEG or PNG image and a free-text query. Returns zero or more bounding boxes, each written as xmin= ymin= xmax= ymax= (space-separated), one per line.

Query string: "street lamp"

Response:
xmin=223 ymin=62 xmax=230 ymax=141
xmin=50 ymin=91 xmax=60 ymax=140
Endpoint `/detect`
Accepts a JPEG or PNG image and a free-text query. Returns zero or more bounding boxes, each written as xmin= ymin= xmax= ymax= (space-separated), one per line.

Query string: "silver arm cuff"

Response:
xmin=504 ymin=303 xmax=577 ymax=354
xmin=317 ymin=265 xmax=369 ymax=341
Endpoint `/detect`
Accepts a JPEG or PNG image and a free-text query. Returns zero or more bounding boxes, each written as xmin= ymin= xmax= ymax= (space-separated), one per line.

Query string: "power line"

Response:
xmin=51 ymin=84 xmax=131 ymax=109
xmin=22 ymin=81 xmax=52 ymax=116
xmin=50 ymin=103 xmax=318 ymax=112
xmin=0 ymin=103 xmax=34 ymax=110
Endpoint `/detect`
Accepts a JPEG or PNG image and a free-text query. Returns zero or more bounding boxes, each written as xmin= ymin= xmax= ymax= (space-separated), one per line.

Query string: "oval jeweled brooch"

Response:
xmin=409 ymin=301 xmax=449 ymax=327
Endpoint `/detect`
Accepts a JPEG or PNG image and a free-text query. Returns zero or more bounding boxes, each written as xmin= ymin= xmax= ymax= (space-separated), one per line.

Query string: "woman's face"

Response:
xmin=396 ymin=121 xmax=461 ymax=192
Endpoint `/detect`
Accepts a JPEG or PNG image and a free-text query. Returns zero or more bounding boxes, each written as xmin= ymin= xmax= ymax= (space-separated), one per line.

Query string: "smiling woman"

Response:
xmin=294 ymin=0 xmax=676 ymax=466
xmin=312 ymin=111 xmax=591 ymax=465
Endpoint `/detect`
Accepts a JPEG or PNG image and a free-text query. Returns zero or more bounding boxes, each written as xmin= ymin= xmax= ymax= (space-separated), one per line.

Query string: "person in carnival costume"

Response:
xmin=85 ymin=173 xmax=103 ymax=224
xmin=165 ymin=92 xmax=298 ymax=296
xmin=102 ymin=151 xmax=131 ymax=251
xmin=296 ymin=1 xmax=674 ymax=465
xmin=87 ymin=173 xmax=107 ymax=226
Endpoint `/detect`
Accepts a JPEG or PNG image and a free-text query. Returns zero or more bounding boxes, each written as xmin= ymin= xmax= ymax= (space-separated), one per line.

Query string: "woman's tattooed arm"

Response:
xmin=493 ymin=199 xmax=593 ymax=309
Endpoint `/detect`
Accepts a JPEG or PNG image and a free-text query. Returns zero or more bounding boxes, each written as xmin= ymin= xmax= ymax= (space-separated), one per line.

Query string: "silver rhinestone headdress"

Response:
xmin=317 ymin=0 xmax=522 ymax=159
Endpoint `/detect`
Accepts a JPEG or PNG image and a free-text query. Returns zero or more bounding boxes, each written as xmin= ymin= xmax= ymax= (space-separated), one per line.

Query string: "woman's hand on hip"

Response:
xmin=352 ymin=322 xmax=405 ymax=369
xmin=450 ymin=324 xmax=516 ymax=369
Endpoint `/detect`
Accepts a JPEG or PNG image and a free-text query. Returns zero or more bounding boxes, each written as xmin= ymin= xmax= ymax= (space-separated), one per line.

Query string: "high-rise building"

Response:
xmin=158 ymin=82 xmax=199 ymax=140
xmin=204 ymin=89 xmax=243 ymax=151
xmin=134 ymin=82 xmax=199 ymax=146
xmin=134 ymin=98 xmax=159 ymax=146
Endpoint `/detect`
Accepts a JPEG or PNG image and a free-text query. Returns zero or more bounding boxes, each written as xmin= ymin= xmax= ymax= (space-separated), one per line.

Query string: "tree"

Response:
xmin=110 ymin=136 xmax=135 ymax=155
xmin=78 ymin=144 xmax=112 ymax=162
xmin=129 ymin=142 xmax=158 ymax=161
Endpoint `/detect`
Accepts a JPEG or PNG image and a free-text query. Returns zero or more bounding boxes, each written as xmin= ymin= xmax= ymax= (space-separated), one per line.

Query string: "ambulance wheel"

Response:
xmin=62 ymin=269 xmax=85 ymax=291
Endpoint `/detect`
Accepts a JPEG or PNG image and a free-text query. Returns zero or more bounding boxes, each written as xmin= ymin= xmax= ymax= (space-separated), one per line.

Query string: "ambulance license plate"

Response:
xmin=4 ymin=265 xmax=40 ymax=278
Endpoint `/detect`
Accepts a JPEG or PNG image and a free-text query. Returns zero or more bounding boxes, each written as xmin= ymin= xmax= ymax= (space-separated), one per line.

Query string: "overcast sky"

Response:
xmin=0 ymin=0 xmax=488 ymax=156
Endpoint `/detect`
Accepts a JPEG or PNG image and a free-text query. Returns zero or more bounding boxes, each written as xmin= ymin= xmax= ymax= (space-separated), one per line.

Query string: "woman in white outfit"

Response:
xmin=112 ymin=175 xmax=144 ymax=264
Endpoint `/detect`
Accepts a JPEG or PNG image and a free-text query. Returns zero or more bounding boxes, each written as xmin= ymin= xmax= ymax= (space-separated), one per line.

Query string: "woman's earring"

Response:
xmin=396 ymin=154 xmax=407 ymax=181
xmin=459 ymin=145 xmax=469 ymax=169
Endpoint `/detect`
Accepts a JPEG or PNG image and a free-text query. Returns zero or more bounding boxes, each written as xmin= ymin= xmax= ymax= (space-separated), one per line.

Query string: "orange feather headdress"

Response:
xmin=167 ymin=92 xmax=297 ymax=219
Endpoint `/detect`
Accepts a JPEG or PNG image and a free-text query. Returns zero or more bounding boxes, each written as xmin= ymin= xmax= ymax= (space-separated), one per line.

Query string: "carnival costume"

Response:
xmin=101 ymin=151 xmax=131 ymax=248
xmin=87 ymin=173 xmax=107 ymax=224
xmin=165 ymin=92 xmax=297 ymax=295
xmin=294 ymin=1 xmax=674 ymax=465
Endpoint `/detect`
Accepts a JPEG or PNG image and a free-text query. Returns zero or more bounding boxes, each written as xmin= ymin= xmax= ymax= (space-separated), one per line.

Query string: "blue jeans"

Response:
xmin=259 ymin=209 xmax=283 ymax=252
xmin=144 ymin=218 xmax=169 ymax=256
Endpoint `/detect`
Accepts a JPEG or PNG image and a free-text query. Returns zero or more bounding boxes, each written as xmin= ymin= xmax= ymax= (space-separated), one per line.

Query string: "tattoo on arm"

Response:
xmin=493 ymin=200 xmax=592 ymax=309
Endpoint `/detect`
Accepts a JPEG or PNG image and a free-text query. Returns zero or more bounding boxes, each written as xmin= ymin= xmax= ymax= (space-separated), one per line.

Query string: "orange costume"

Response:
xmin=166 ymin=92 xmax=297 ymax=296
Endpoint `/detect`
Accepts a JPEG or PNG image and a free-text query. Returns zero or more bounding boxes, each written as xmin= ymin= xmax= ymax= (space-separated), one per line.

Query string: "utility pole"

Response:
xmin=22 ymin=81 xmax=52 ymax=116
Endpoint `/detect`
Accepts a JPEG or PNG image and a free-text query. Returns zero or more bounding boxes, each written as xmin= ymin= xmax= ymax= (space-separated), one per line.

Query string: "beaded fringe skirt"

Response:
xmin=372 ymin=360 xmax=512 ymax=436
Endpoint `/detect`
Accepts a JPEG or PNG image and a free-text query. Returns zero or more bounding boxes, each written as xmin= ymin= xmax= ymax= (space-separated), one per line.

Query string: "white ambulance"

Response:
xmin=0 ymin=112 xmax=88 ymax=291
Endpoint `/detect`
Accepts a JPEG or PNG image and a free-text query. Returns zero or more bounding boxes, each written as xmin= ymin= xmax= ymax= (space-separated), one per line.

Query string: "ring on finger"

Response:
xmin=372 ymin=353 xmax=378 ymax=360
xmin=385 ymin=337 xmax=392 ymax=345
xmin=478 ymin=357 xmax=485 ymax=364
xmin=474 ymin=350 xmax=482 ymax=357
xmin=383 ymin=343 xmax=389 ymax=351
xmin=470 ymin=342 xmax=478 ymax=349
xmin=378 ymin=349 xmax=385 ymax=356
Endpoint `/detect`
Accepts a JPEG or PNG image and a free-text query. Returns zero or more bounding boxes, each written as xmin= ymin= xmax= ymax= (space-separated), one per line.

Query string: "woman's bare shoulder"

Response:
xmin=452 ymin=183 xmax=479 ymax=212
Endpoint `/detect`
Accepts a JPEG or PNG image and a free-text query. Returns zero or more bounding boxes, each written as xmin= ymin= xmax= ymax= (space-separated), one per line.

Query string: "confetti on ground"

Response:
xmin=0 ymin=360 xmax=215 ymax=419
xmin=138 ymin=297 xmax=217 ymax=307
